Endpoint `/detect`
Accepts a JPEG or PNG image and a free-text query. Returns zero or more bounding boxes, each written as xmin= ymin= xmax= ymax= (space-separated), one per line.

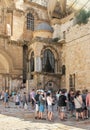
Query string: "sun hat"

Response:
xmin=40 ymin=89 xmax=44 ymax=93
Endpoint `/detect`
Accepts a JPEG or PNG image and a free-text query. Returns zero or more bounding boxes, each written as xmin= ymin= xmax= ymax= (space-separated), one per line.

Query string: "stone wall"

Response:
xmin=11 ymin=2 xmax=48 ymax=41
xmin=0 ymin=38 xmax=23 ymax=75
xmin=61 ymin=21 xmax=90 ymax=91
xmin=28 ymin=40 xmax=62 ymax=90
xmin=0 ymin=37 xmax=23 ymax=91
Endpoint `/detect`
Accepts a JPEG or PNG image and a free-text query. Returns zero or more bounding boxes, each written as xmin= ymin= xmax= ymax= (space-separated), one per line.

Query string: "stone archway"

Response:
xmin=41 ymin=45 xmax=60 ymax=73
xmin=25 ymin=8 xmax=39 ymax=21
xmin=0 ymin=54 xmax=10 ymax=91
xmin=41 ymin=45 xmax=59 ymax=60
xmin=0 ymin=51 xmax=13 ymax=91
xmin=0 ymin=53 xmax=9 ymax=74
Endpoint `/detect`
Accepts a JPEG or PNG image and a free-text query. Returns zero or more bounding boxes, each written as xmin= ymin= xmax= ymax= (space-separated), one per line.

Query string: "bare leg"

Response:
xmin=76 ymin=112 xmax=79 ymax=120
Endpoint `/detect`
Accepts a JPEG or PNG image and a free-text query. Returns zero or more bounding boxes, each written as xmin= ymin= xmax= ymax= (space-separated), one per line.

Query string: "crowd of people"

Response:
xmin=33 ymin=88 xmax=90 ymax=121
xmin=0 ymin=88 xmax=90 ymax=122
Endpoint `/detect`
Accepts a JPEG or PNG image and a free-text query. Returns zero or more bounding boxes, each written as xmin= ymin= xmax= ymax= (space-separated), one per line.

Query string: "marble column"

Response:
xmin=35 ymin=56 xmax=42 ymax=72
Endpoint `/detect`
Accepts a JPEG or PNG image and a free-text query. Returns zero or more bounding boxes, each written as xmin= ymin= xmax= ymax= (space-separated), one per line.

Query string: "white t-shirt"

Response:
xmin=15 ymin=95 xmax=19 ymax=102
xmin=47 ymin=96 xmax=53 ymax=106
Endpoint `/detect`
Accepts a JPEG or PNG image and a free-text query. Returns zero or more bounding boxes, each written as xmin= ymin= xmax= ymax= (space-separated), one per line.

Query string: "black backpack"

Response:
xmin=58 ymin=95 xmax=64 ymax=106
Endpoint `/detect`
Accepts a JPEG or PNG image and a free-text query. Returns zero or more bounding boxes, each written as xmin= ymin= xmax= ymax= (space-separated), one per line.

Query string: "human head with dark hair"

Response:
xmin=47 ymin=92 xmax=51 ymax=96
xmin=61 ymin=89 xmax=66 ymax=94
xmin=24 ymin=92 xmax=26 ymax=94
xmin=75 ymin=90 xmax=81 ymax=98
xmin=85 ymin=89 xmax=88 ymax=93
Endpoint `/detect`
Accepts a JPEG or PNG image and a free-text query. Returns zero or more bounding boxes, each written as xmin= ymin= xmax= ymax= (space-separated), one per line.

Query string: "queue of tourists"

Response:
xmin=0 ymin=88 xmax=90 ymax=122
xmin=33 ymin=88 xmax=90 ymax=121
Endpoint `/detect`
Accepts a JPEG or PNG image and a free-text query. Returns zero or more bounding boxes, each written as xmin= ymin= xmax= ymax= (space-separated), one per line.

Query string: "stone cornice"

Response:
xmin=7 ymin=37 xmax=65 ymax=46
xmin=13 ymin=9 xmax=24 ymax=16
xmin=14 ymin=8 xmax=24 ymax=13
xmin=33 ymin=30 xmax=52 ymax=33
xmin=50 ymin=13 xmax=74 ymax=25
xmin=5 ymin=7 xmax=24 ymax=16
xmin=31 ymin=71 xmax=61 ymax=77
xmin=8 ymin=39 xmax=30 ymax=47
xmin=31 ymin=37 xmax=65 ymax=45
xmin=24 ymin=0 xmax=47 ymax=11
xmin=0 ymin=34 xmax=10 ymax=39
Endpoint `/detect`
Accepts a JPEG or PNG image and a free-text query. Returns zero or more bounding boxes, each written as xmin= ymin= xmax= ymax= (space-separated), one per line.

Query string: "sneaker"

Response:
xmin=35 ymin=117 xmax=37 ymax=119
xmin=41 ymin=118 xmax=46 ymax=120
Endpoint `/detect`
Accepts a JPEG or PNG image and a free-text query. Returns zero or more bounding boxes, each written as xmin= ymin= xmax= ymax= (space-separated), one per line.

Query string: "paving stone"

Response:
xmin=0 ymin=102 xmax=89 ymax=130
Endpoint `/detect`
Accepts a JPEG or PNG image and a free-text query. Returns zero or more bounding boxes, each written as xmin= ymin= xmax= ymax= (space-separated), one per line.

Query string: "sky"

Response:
xmin=30 ymin=0 xmax=90 ymax=11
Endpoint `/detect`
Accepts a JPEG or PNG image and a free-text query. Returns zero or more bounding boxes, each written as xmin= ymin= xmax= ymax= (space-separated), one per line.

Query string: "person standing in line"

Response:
xmin=86 ymin=90 xmax=90 ymax=118
xmin=74 ymin=90 xmax=84 ymax=121
xmin=39 ymin=90 xmax=46 ymax=120
xmin=14 ymin=93 xmax=20 ymax=108
xmin=82 ymin=89 xmax=88 ymax=119
xmin=30 ymin=89 xmax=36 ymax=109
xmin=46 ymin=92 xmax=53 ymax=121
xmin=1 ymin=90 xmax=4 ymax=101
xmin=34 ymin=90 xmax=40 ymax=119
xmin=18 ymin=92 xmax=21 ymax=108
xmin=68 ymin=90 xmax=75 ymax=117
xmin=22 ymin=92 xmax=27 ymax=109
xmin=4 ymin=90 xmax=9 ymax=108
xmin=56 ymin=90 xmax=60 ymax=111
xmin=58 ymin=89 xmax=67 ymax=121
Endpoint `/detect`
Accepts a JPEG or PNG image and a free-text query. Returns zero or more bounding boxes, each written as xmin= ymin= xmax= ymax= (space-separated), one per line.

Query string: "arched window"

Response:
xmin=27 ymin=13 xmax=34 ymax=31
xmin=42 ymin=49 xmax=55 ymax=73
xmin=30 ymin=52 xmax=34 ymax=72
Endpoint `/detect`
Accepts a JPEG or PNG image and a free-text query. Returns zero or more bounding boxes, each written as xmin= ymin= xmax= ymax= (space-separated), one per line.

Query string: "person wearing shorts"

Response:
xmin=34 ymin=90 xmax=40 ymax=119
xmin=39 ymin=90 xmax=46 ymax=120
xmin=58 ymin=89 xmax=67 ymax=121
xmin=74 ymin=90 xmax=84 ymax=121
xmin=47 ymin=92 xmax=53 ymax=121
xmin=4 ymin=90 xmax=9 ymax=108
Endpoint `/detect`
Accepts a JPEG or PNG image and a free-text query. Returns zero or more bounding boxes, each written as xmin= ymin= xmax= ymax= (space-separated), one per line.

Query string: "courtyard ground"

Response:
xmin=0 ymin=101 xmax=90 ymax=130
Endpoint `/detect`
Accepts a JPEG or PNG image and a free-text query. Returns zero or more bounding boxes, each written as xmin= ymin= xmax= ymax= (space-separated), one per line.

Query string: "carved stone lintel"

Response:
xmin=0 ymin=34 xmax=10 ymax=39
xmin=31 ymin=37 xmax=65 ymax=45
xmin=8 ymin=39 xmax=30 ymax=46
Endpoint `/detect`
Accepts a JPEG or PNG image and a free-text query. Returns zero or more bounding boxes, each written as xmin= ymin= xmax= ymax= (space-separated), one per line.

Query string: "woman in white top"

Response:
xmin=14 ymin=93 xmax=20 ymax=108
xmin=47 ymin=93 xmax=53 ymax=121
xmin=74 ymin=90 xmax=84 ymax=121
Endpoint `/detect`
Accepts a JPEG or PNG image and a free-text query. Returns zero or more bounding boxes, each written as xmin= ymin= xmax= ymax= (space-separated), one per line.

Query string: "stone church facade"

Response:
xmin=0 ymin=0 xmax=90 ymax=92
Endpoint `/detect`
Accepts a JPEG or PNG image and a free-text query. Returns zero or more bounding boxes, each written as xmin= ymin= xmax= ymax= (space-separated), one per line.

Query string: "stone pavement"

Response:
xmin=0 ymin=101 xmax=90 ymax=130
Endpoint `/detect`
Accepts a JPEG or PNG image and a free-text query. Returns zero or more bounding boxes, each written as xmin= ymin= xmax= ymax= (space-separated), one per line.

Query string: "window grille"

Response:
xmin=27 ymin=13 xmax=34 ymax=31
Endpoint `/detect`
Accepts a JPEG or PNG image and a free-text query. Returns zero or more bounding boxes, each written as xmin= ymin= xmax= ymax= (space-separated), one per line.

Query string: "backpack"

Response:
xmin=58 ymin=95 xmax=64 ymax=106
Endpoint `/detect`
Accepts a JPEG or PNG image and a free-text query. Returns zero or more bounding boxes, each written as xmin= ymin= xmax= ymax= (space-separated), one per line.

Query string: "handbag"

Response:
xmin=87 ymin=106 xmax=90 ymax=111
xmin=24 ymin=103 xmax=28 ymax=109
xmin=76 ymin=97 xmax=85 ymax=109
xmin=15 ymin=102 xmax=20 ymax=105
xmin=81 ymin=103 xmax=85 ymax=109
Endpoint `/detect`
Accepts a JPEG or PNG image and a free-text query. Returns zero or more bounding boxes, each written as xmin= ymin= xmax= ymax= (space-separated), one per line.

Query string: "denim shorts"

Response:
xmin=39 ymin=104 xmax=44 ymax=112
